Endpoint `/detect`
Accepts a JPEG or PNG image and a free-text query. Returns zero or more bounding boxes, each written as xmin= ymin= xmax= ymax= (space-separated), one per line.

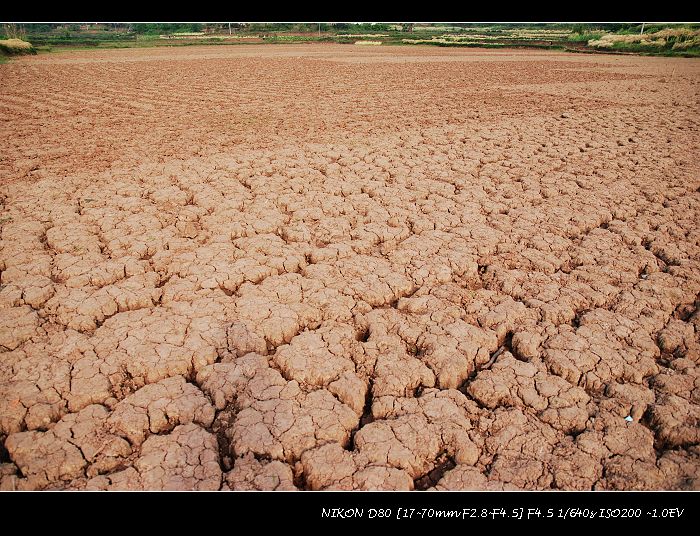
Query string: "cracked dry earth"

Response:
xmin=0 ymin=45 xmax=699 ymax=491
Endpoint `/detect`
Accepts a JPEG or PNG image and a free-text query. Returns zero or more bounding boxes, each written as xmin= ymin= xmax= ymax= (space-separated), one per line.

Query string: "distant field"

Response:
xmin=4 ymin=23 xmax=699 ymax=57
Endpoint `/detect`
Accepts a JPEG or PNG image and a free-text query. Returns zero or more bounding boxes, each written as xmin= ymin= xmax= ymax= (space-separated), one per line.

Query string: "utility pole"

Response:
xmin=229 ymin=22 xmax=232 ymax=35
xmin=640 ymin=23 xmax=645 ymax=35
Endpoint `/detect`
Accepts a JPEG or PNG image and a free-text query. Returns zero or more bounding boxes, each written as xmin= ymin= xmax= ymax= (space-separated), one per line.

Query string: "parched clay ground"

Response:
xmin=0 ymin=44 xmax=699 ymax=491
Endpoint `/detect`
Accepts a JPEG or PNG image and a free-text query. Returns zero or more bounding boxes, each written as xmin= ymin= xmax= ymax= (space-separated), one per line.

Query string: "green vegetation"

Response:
xmin=132 ymin=23 xmax=204 ymax=35
xmin=0 ymin=24 xmax=36 ymax=58
xmin=586 ymin=28 xmax=700 ymax=57
xmin=0 ymin=39 xmax=37 ymax=56
xmin=1 ymin=23 xmax=698 ymax=58
xmin=567 ymin=32 xmax=605 ymax=43
xmin=607 ymin=41 xmax=700 ymax=58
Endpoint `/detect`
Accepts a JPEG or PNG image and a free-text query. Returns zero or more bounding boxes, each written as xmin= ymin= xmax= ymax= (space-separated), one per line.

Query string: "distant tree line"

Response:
xmin=132 ymin=24 xmax=205 ymax=34
xmin=10 ymin=22 xmax=400 ymax=37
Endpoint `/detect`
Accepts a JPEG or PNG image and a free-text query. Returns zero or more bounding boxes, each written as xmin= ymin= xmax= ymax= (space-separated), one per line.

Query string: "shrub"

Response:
xmin=0 ymin=39 xmax=36 ymax=55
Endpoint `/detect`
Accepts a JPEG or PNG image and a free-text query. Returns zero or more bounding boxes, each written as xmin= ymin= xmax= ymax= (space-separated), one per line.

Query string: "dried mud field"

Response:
xmin=1 ymin=45 xmax=699 ymax=491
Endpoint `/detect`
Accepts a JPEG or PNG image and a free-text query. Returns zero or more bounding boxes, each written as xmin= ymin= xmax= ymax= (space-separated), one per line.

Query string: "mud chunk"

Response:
xmin=511 ymin=331 xmax=542 ymax=360
xmin=133 ymin=424 xmax=222 ymax=490
xmin=5 ymin=405 xmax=131 ymax=489
xmin=0 ymin=306 xmax=41 ymax=350
xmin=432 ymin=465 xmax=519 ymax=490
xmin=300 ymin=442 xmax=413 ymax=490
xmin=224 ymin=453 xmax=297 ymax=491
xmin=417 ymin=320 xmax=498 ymax=389
xmin=366 ymin=334 xmax=436 ymax=398
xmin=108 ymin=376 xmax=215 ymax=446
xmin=468 ymin=355 xmax=590 ymax=433
xmin=657 ymin=319 xmax=697 ymax=358
xmin=227 ymin=322 xmax=268 ymax=357
xmin=196 ymin=353 xmax=269 ymax=410
xmin=647 ymin=367 xmax=700 ymax=448
xmin=228 ymin=367 xmax=358 ymax=462
xmin=0 ymin=330 xmax=88 ymax=433
xmin=80 ymin=308 xmax=226 ymax=399
xmin=354 ymin=390 xmax=481 ymax=477
xmin=543 ymin=309 xmax=659 ymax=392
xmin=272 ymin=323 xmax=360 ymax=388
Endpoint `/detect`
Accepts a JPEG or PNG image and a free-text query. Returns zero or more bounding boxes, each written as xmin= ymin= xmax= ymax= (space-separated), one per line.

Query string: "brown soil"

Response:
xmin=0 ymin=44 xmax=698 ymax=491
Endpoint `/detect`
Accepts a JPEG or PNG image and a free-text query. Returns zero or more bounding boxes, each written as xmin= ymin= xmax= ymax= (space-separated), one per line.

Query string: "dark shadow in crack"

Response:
xmin=414 ymin=451 xmax=456 ymax=490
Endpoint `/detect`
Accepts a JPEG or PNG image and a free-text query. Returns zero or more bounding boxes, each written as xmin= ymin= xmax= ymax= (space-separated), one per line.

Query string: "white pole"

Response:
xmin=229 ymin=23 xmax=232 ymax=35
xmin=640 ymin=23 xmax=645 ymax=35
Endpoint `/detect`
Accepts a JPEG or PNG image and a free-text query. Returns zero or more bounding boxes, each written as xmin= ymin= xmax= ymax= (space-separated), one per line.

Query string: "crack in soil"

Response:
xmin=414 ymin=451 xmax=457 ymax=490
xmin=346 ymin=379 xmax=375 ymax=452
xmin=211 ymin=409 xmax=236 ymax=472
